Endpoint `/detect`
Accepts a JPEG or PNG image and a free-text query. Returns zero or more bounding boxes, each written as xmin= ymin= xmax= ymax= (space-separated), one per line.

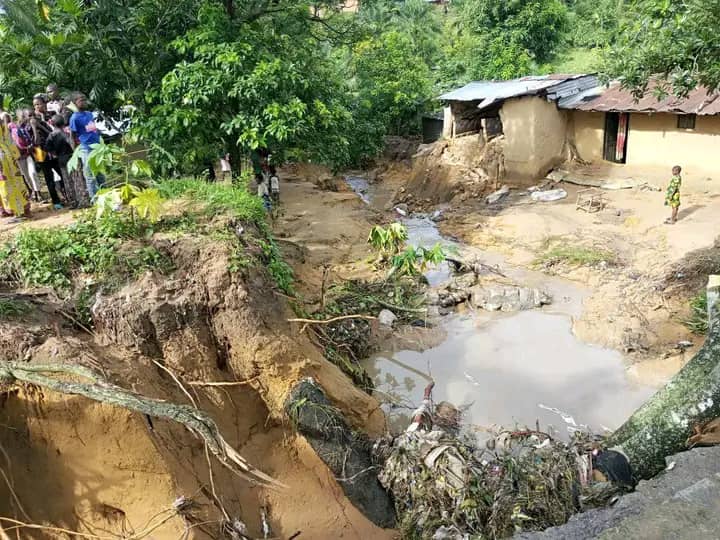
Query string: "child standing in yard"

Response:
xmin=665 ymin=165 xmax=682 ymax=224
xmin=269 ymin=166 xmax=280 ymax=205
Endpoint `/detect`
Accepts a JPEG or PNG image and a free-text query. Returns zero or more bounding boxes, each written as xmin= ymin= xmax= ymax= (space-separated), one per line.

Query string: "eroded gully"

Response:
xmin=345 ymin=175 xmax=655 ymax=438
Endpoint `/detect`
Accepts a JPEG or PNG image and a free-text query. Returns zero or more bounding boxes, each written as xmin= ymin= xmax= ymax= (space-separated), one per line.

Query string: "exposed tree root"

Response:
xmin=0 ymin=361 xmax=283 ymax=488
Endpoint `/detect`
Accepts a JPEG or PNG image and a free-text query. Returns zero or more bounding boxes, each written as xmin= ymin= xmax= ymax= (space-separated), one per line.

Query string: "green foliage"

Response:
xmin=390 ymin=243 xmax=447 ymax=278
xmin=684 ymin=292 xmax=708 ymax=335
xmin=368 ymin=223 xmax=409 ymax=259
xmin=0 ymin=0 xmax=202 ymax=111
xmin=0 ymin=298 xmax=31 ymax=318
xmin=460 ymin=0 xmax=569 ymax=64
xmin=6 ymin=211 xmax=170 ymax=292
xmin=258 ymin=238 xmax=294 ymax=294
xmin=352 ymin=31 xmax=433 ymax=138
xmin=138 ymin=2 xmax=355 ymax=171
xmin=605 ymin=0 xmax=720 ymax=94
xmin=156 ymin=178 xmax=265 ymax=224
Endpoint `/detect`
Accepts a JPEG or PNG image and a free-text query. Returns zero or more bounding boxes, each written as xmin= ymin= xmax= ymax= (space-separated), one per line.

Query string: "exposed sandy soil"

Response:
xmin=0 ymin=186 xmax=396 ymax=539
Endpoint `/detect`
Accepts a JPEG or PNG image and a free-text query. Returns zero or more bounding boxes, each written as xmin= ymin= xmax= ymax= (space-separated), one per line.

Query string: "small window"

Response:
xmin=678 ymin=114 xmax=696 ymax=129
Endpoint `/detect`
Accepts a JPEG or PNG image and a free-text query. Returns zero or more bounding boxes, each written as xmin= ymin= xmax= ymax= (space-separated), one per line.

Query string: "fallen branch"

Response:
xmin=287 ymin=314 xmax=376 ymax=325
xmin=0 ymin=362 xmax=283 ymax=488
xmin=187 ymin=377 xmax=259 ymax=387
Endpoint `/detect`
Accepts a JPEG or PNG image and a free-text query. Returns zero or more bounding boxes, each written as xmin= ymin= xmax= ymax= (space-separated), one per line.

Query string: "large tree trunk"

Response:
xmin=608 ymin=276 xmax=720 ymax=480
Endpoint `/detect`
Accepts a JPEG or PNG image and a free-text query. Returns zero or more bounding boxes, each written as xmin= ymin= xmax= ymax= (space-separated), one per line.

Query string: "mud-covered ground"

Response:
xmin=1 ymin=154 xmax=716 ymax=539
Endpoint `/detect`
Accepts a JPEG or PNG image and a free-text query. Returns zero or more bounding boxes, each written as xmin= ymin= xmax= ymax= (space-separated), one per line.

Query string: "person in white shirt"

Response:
xmin=269 ymin=165 xmax=280 ymax=204
xmin=220 ymin=153 xmax=231 ymax=180
xmin=256 ymin=172 xmax=271 ymax=212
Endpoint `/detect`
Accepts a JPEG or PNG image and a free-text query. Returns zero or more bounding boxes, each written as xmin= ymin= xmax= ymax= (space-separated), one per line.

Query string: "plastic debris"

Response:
xmin=531 ymin=188 xmax=568 ymax=202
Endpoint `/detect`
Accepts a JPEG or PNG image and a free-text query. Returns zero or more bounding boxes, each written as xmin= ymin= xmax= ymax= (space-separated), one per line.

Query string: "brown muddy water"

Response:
xmin=346 ymin=175 xmax=655 ymax=437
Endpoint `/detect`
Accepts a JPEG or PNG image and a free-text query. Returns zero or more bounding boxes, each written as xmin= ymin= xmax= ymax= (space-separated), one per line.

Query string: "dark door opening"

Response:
xmin=603 ymin=112 xmax=629 ymax=163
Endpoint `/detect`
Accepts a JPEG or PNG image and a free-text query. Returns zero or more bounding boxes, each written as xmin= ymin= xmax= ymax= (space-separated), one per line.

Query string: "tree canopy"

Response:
xmin=0 ymin=0 xmax=716 ymax=171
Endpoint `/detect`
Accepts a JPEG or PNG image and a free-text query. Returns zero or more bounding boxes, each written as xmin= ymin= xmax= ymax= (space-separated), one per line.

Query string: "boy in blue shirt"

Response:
xmin=69 ymin=93 xmax=103 ymax=199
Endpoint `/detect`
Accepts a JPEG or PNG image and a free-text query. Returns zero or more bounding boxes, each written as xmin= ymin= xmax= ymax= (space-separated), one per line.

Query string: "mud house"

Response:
xmin=560 ymin=81 xmax=720 ymax=177
xmin=439 ymin=74 xmax=599 ymax=179
xmin=441 ymin=75 xmax=720 ymax=180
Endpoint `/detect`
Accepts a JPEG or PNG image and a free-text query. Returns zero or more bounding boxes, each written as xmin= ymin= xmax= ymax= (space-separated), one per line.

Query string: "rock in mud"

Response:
xmin=285 ymin=379 xmax=396 ymax=529
xmin=378 ymin=309 xmax=397 ymax=327
xmin=469 ymin=284 xmax=551 ymax=312
xmin=485 ymin=185 xmax=509 ymax=205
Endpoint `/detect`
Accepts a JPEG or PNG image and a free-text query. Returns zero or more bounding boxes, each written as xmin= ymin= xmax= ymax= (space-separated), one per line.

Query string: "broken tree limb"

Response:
xmin=0 ymin=362 xmax=283 ymax=488
xmin=608 ymin=289 xmax=720 ymax=480
xmin=287 ymin=314 xmax=377 ymax=325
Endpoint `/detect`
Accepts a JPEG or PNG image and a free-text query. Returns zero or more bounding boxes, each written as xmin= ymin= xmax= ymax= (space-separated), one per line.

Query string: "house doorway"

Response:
xmin=603 ymin=112 xmax=629 ymax=163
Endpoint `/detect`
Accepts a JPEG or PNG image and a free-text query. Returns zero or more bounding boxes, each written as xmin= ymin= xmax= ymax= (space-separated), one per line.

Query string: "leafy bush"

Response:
xmin=368 ymin=223 xmax=409 ymax=260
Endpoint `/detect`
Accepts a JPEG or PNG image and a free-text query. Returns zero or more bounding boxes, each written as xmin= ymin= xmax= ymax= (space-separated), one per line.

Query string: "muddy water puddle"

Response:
xmin=344 ymin=175 xmax=655 ymax=436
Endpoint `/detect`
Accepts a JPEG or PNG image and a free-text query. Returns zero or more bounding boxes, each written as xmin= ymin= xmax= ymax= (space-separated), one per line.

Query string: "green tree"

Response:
xmin=605 ymin=0 xmax=720 ymax=95
xmin=0 ymin=0 xmax=202 ymax=111
xmin=138 ymin=2 xmax=354 ymax=172
xmin=460 ymin=0 xmax=569 ymax=64
xmin=351 ymin=30 xmax=432 ymax=140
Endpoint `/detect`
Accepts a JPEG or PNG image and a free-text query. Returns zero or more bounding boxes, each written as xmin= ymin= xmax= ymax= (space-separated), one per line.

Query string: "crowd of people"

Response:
xmin=0 ymin=83 xmax=103 ymax=222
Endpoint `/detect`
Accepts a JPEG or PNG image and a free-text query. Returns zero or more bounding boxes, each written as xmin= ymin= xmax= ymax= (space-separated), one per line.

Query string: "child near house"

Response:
xmin=664 ymin=165 xmax=682 ymax=224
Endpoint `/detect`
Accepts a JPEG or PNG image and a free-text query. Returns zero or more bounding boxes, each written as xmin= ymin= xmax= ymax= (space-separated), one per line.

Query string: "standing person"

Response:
xmin=269 ymin=165 xmax=280 ymax=205
xmin=664 ymin=165 xmax=682 ymax=225
xmin=46 ymin=83 xmax=64 ymax=115
xmin=69 ymin=93 xmax=103 ymax=200
xmin=13 ymin=109 xmax=42 ymax=202
xmin=220 ymin=153 xmax=231 ymax=181
xmin=46 ymin=115 xmax=80 ymax=208
xmin=256 ymin=172 xmax=272 ymax=213
xmin=0 ymin=113 xmax=30 ymax=220
xmin=30 ymin=94 xmax=65 ymax=209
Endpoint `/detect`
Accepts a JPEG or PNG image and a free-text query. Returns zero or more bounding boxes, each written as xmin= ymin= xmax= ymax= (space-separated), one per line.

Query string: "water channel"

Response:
xmin=346 ymin=175 xmax=655 ymax=437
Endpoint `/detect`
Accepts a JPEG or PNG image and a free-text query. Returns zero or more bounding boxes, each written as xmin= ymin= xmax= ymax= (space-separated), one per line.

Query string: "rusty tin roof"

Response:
xmin=561 ymin=80 xmax=720 ymax=116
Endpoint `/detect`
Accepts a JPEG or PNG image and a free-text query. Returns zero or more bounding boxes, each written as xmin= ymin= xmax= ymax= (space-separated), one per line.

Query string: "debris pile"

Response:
xmin=376 ymin=383 xmax=629 ymax=539
xmin=430 ymin=255 xmax=551 ymax=312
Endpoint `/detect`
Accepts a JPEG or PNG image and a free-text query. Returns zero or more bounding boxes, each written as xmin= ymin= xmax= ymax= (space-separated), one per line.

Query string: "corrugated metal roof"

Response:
xmin=560 ymin=80 xmax=720 ymax=115
xmin=439 ymin=74 xmax=599 ymax=111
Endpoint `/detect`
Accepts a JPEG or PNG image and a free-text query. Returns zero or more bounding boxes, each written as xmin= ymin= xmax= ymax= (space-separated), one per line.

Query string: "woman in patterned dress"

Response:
xmin=0 ymin=113 xmax=30 ymax=220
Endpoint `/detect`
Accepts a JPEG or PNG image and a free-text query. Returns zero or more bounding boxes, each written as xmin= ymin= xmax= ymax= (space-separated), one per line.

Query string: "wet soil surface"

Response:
xmin=346 ymin=174 xmax=654 ymax=437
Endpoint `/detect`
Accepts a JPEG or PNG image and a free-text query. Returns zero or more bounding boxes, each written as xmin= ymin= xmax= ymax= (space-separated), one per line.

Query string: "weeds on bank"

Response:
xmin=156 ymin=178 xmax=265 ymax=224
xmin=0 ymin=298 xmax=31 ymax=318
xmin=156 ymin=178 xmax=293 ymax=293
xmin=684 ymin=292 xmax=708 ymax=334
xmin=535 ymin=239 xmax=617 ymax=268
xmin=0 ymin=211 xmax=173 ymax=292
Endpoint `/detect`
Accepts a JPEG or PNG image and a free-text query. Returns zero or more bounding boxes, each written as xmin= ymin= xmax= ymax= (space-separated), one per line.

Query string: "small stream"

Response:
xmin=345 ymin=175 xmax=654 ymax=436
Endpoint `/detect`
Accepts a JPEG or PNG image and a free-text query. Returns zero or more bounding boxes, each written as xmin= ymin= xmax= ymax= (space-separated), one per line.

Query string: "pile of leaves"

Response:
xmin=377 ymin=424 xmax=612 ymax=539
